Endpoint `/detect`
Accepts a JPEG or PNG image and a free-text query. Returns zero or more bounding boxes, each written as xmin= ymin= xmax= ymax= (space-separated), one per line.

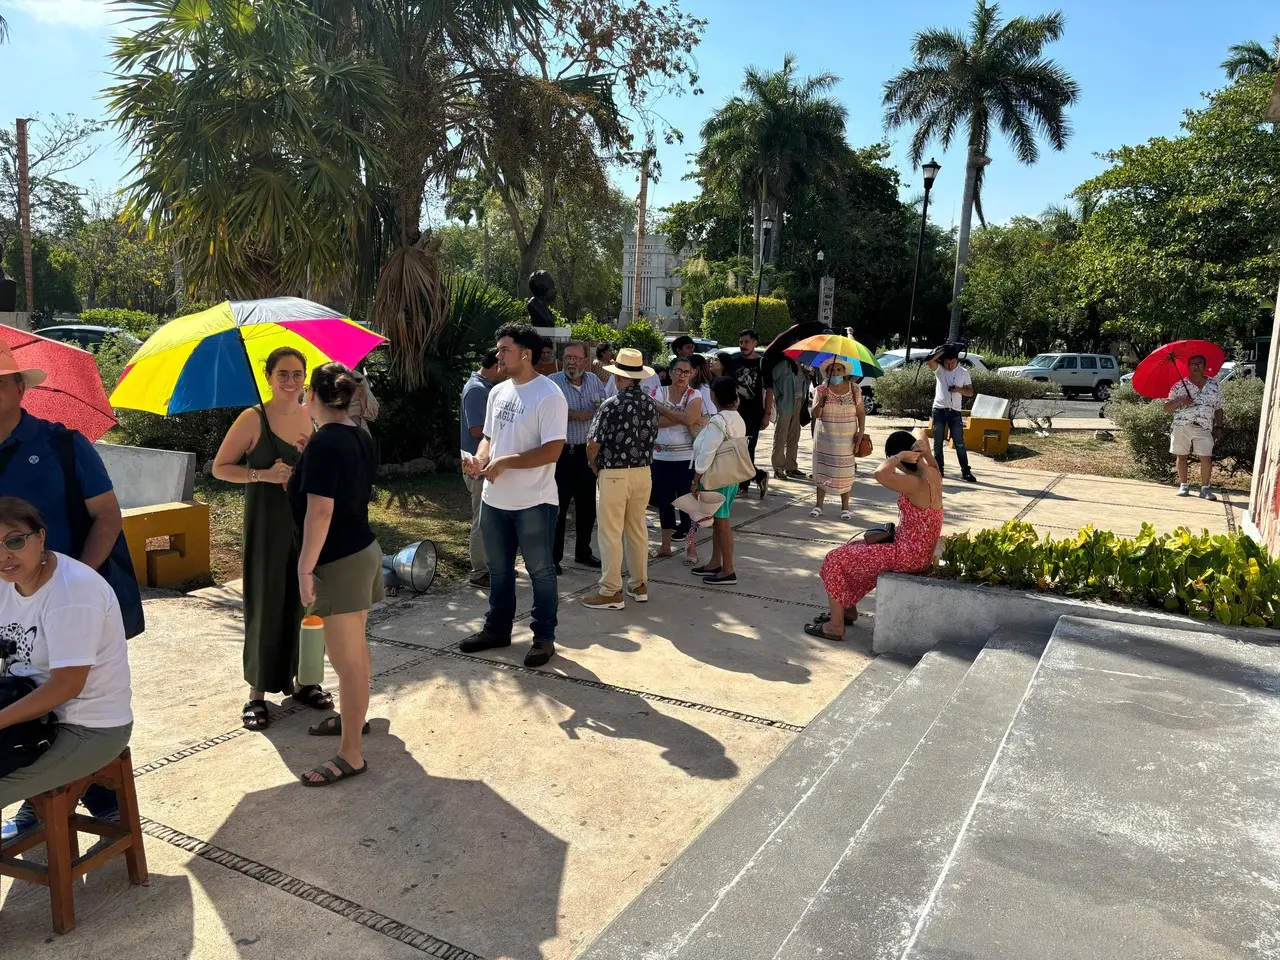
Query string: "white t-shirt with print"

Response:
xmin=482 ymin=375 xmax=569 ymax=510
xmin=933 ymin=364 xmax=971 ymax=412
xmin=1168 ymin=378 xmax=1223 ymax=431
xmin=2 ymin=553 xmax=132 ymax=728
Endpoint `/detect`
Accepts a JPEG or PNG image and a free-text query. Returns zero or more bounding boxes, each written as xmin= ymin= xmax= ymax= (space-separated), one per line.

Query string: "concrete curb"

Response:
xmin=870 ymin=572 xmax=1280 ymax=659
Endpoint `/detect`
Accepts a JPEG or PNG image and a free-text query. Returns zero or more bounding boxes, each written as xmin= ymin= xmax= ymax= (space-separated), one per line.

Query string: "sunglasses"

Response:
xmin=1 ymin=532 xmax=38 ymax=553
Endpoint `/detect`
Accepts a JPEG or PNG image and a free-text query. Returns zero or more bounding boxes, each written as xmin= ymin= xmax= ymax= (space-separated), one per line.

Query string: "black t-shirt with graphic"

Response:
xmin=288 ymin=423 xmax=377 ymax=566
xmin=730 ymin=354 xmax=773 ymax=426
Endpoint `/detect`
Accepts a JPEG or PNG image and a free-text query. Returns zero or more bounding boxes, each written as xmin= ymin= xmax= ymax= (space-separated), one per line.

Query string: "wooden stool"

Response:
xmin=0 ymin=747 xmax=148 ymax=934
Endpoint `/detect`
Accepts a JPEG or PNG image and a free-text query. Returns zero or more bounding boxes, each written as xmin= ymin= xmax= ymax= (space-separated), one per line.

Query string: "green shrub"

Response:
xmin=702 ymin=296 xmax=790 ymax=348
xmin=972 ymin=351 xmax=1029 ymax=371
xmin=1106 ymin=382 xmax=1144 ymax=407
xmin=1110 ymin=377 xmax=1262 ymax=480
xmin=79 ymin=307 xmax=161 ymax=338
xmin=615 ymin=320 xmax=665 ymax=366
xmin=570 ymin=316 xmax=618 ymax=346
xmin=939 ymin=520 xmax=1280 ymax=629
xmin=872 ymin=368 xmax=1055 ymax=420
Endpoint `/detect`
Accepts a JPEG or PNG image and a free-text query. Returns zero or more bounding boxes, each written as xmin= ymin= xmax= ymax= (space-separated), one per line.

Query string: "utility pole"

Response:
xmin=16 ymin=118 xmax=34 ymax=316
xmin=630 ymin=147 xmax=653 ymax=326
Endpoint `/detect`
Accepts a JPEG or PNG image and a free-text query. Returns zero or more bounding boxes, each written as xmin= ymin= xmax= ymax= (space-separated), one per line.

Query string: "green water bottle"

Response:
xmin=298 ymin=610 xmax=326 ymax=686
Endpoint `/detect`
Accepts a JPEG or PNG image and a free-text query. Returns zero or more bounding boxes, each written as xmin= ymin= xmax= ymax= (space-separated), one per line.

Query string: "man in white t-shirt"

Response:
xmin=1163 ymin=354 xmax=1224 ymax=500
xmin=927 ymin=345 xmax=977 ymax=483
xmin=460 ymin=322 xmax=568 ymax=668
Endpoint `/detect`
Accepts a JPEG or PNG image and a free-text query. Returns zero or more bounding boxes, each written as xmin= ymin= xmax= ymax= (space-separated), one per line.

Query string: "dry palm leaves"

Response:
xmin=373 ymin=231 xmax=450 ymax=388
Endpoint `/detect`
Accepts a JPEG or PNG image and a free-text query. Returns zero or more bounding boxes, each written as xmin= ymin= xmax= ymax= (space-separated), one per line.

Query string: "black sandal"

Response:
xmin=241 ymin=699 xmax=270 ymax=731
xmin=803 ymin=621 xmax=846 ymax=641
xmin=308 ymin=715 xmax=371 ymax=737
xmin=299 ymin=755 xmax=368 ymax=787
xmin=807 ymin=612 xmax=857 ymax=628
xmin=292 ymin=684 xmax=334 ymax=710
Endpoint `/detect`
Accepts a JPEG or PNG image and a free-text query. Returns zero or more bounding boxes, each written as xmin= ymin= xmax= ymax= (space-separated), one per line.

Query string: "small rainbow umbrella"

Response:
xmin=784 ymin=333 xmax=883 ymax=378
xmin=110 ymin=297 xmax=387 ymax=415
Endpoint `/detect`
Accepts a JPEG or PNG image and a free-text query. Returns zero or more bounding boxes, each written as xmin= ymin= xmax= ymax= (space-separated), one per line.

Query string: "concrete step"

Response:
xmin=582 ymin=645 xmax=979 ymax=960
xmin=904 ymin=616 xmax=1280 ymax=960
xmin=772 ymin=629 xmax=1047 ymax=960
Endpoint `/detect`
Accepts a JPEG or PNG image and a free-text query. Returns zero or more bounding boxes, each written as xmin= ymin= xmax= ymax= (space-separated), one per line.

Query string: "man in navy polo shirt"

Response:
xmin=0 ymin=347 xmax=129 ymax=839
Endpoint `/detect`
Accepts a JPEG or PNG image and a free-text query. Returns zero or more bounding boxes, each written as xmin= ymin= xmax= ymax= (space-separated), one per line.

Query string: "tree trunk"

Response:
xmin=15 ymin=119 xmax=33 ymax=315
xmin=949 ymin=149 xmax=990 ymax=341
xmin=762 ymin=199 xmax=781 ymax=296
xmin=482 ymin=219 xmax=490 ymax=284
xmin=751 ymin=199 xmax=761 ymax=277
xmin=631 ymin=150 xmax=651 ymax=324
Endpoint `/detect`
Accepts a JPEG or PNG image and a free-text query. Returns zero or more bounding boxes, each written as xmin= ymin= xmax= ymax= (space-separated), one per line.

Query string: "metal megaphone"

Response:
xmin=381 ymin=540 xmax=437 ymax=594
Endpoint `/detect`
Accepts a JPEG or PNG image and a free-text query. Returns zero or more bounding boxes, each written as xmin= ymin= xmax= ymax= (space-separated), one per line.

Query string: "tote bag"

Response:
xmin=701 ymin=416 xmax=756 ymax=489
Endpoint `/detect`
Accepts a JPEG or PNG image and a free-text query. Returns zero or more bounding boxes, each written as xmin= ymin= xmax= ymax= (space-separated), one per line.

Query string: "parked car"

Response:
xmin=998 ymin=352 xmax=1119 ymax=400
xmin=666 ymin=335 xmax=719 ymax=356
xmin=1119 ymin=359 xmax=1256 ymax=390
xmin=858 ymin=348 xmax=990 ymax=416
xmin=36 ymin=324 xmax=142 ymax=353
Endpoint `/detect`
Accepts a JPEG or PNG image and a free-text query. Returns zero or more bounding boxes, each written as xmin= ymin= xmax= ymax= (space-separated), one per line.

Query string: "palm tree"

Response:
xmin=106 ymin=0 xmax=396 ymax=300
xmin=1222 ymin=36 xmax=1280 ymax=79
xmin=698 ymin=55 xmax=849 ymax=286
xmin=884 ymin=0 xmax=1079 ymax=339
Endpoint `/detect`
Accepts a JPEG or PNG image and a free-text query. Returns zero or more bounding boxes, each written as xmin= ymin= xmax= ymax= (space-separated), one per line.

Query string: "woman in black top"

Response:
xmin=288 ymin=362 xmax=382 ymax=786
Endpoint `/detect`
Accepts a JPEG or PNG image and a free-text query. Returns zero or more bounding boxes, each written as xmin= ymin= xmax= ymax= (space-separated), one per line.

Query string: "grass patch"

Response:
xmin=195 ymin=473 xmax=473 ymax=586
xmin=994 ymin=431 xmax=1251 ymax=491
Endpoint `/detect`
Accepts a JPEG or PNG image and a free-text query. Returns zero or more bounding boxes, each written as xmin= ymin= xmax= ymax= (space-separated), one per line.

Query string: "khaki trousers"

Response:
xmin=771 ymin=409 xmax=802 ymax=474
xmin=464 ymin=474 xmax=486 ymax=576
xmin=596 ymin=466 xmax=652 ymax=596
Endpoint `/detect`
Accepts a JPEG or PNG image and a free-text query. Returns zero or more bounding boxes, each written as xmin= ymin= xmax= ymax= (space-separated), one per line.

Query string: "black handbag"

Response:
xmin=0 ymin=671 xmax=59 ymax=778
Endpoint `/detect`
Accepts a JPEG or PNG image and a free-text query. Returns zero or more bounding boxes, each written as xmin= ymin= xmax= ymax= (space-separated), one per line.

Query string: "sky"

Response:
xmin=1 ymin=0 xmax=1276 ymax=234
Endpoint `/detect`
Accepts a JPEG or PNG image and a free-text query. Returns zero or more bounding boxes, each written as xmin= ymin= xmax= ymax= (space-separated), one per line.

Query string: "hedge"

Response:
xmin=940 ymin=520 xmax=1278 ymax=629
xmin=871 ymin=368 xmax=1054 ymax=421
xmin=1110 ymin=377 xmax=1262 ymax=480
xmin=615 ymin=320 xmax=666 ymax=366
xmin=702 ymin=296 xmax=790 ymax=348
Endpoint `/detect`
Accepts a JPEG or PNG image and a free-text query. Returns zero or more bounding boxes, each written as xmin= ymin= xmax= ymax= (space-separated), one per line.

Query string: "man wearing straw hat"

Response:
xmin=0 ymin=344 xmax=137 ymax=839
xmin=582 ymin=348 xmax=660 ymax=610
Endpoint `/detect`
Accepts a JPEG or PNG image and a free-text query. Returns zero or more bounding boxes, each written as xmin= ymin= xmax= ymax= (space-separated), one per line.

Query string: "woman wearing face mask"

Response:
xmin=213 ymin=347 xmax=330 ymax=732
xmin=809 ymin=359 xmax=865 ymax=522
xmin=805 ymin=430 xmax=943 ymax=640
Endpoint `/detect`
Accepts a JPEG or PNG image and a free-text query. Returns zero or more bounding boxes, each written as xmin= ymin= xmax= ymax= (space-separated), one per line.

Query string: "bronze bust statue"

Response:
xmin=526 ymin=270 xmax=557 ymax=327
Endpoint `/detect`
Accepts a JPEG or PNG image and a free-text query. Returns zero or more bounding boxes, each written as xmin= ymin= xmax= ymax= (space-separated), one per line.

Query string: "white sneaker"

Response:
xmin=1176 ymin=484 xmax=1191 ymax=497
xmin=1200 ymin=487 xmax=1217 ymax=501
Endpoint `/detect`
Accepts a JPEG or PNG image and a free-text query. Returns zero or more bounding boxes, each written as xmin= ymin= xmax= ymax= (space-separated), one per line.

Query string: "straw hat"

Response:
xmin=603 ymin=346 xmax=655 ymax=381
xmin=820 ymin=356 xmax=851 ymax=377
xmin=673 ymin=490 xmax=725 ymax=522
xmin=0 ymin=343 xmax=46 ymax=388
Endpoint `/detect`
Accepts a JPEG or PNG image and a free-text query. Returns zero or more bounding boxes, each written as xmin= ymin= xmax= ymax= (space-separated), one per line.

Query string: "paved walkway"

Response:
xmin=0 ymin=429 xmax=1238 ymax=958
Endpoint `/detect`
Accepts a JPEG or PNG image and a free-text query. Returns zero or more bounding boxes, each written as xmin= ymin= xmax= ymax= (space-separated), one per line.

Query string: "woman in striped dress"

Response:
xmin=650 ymin=358 xmax=703 ymax=558
xmin=810 ymin=359 xmax=865 ymax=522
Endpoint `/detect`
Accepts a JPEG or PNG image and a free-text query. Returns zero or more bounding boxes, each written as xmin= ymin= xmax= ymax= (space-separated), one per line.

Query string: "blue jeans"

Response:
xmin=932 ymin=407 xmax=970 ymax=473
xmin=480 ymin=502 xmax=559 ymax=642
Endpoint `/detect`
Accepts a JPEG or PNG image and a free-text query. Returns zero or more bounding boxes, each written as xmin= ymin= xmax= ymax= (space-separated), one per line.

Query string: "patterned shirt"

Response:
xmin=588 ymin=385 xmax=659 ymax=469
xmin=549 ymin=370 xmax=606 ymax=445
xmin=1169 ymin=377 xmax=1223 ymax=431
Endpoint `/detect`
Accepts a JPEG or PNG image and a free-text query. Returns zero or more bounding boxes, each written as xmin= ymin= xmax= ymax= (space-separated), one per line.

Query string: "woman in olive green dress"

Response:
xmin=212 ymin=347 xmax=333 ymax=729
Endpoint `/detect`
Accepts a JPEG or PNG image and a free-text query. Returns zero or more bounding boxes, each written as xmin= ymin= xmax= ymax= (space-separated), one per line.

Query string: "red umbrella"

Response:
xmin=0 ymin=326 xmax=118 ymax=440
xmin=1132 ymin=339 xmax=1225 ymax=401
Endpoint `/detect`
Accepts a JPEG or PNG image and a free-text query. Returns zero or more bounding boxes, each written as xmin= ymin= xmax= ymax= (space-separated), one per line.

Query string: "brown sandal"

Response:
xmin=308 ymin=715 xmax=371 ymax=737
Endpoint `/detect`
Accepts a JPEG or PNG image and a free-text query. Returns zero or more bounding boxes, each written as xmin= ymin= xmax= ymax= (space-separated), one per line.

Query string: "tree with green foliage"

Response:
xmin=698 ymin=55 xmax=849 ymax=284
xmin=106 ymin=0 xmax=396 ymax=301
xmin=1073 ymin=73 xmax=1280 ymax=356
xmin=0 ymin=114 xmax=102 ymax=238
xmin=1221 ymin=35 xmax=1280 ymax=79
xmin=4 ymin=235 xmax=79 ymax=319
xmin=883 ymin=0 xmax=1079 ymax=338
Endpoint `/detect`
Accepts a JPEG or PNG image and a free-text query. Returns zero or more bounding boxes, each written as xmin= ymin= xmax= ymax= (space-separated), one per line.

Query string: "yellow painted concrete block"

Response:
xmin=121 ymin=501 xmax=211 ymax=588
xmin=962 ymin=416 xmax=1010 ymax=457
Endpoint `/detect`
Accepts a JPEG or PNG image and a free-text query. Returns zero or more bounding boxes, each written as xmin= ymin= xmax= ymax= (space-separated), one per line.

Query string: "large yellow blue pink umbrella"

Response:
xmin=110 ymin=297 xmax=387 ymax=415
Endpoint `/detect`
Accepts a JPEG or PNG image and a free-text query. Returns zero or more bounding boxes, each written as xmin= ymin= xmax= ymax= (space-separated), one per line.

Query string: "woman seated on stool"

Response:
xmin=0 ymin=496 xmax=133 ymax=811
xmin=805 ymin=431 xmax=944 ymax=641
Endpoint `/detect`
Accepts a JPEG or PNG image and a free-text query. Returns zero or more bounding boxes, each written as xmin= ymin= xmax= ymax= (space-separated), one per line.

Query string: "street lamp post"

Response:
xmin=904 ymin=159 xmax=941 ymax=363
xmin=816 ymin=249 xmax=827 ymax=325
xmin=752 ymin=214 xmax=775 ymax=327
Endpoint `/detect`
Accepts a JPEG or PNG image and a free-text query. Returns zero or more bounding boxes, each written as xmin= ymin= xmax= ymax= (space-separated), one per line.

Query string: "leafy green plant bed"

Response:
xmin=939 ymin=521 xmax=1278 ymax=629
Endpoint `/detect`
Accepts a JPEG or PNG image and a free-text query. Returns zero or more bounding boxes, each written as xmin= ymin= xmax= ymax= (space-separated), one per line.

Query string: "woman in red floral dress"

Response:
xmin=806 ymin=430 xmax=943 ymax=641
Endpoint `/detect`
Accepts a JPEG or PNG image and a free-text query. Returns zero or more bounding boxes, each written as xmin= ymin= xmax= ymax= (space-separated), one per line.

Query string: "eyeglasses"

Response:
xmin=0 ymin=532 xmax=37 ymax=553
xmin=273 ymin=370 xmax=306 ymax=382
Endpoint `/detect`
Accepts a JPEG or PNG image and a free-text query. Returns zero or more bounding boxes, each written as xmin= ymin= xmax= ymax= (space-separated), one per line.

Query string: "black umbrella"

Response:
xmin=762 ymin=320 xmax=832 ymax=370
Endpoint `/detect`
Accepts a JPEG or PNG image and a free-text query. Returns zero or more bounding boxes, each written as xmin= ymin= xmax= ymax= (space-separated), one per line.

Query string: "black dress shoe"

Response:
xmin=459 ymin=632 xmax=511 ymax=654
xmin=524 ymin=641 xmax=556 ymax=667
xmin=576 ymin=555 xmax=602 ymax=569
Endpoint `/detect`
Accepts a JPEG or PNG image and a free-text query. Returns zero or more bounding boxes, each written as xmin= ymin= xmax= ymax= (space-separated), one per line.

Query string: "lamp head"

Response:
xmin=762 ymin=215 xmax=775 ymax=233
xmin=381 ymin=540 xmax=438 ymax=594
xmin=816 ymin=250 xmax=825 ymax=263
xmin=922 ymin=158 xmax=941 ymax=190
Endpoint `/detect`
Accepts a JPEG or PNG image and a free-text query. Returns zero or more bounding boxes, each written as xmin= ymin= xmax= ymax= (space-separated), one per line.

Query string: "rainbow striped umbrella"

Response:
xmin=110 ymin=298 xmax=387 ymax=415
xmin=783 ymin=334 xmax=883 ymax=378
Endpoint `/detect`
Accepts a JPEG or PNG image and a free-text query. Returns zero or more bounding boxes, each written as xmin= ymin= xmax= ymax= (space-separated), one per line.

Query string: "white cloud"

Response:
xmin=10 ymin=0 xmax=116 ymax=28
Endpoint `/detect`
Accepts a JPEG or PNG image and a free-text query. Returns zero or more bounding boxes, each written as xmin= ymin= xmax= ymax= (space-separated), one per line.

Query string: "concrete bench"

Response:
xmin=95 ymin=443 xmax=210 ymax=588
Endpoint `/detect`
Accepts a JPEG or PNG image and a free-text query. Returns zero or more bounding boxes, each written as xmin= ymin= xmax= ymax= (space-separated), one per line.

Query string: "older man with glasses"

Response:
xmin=549 ymin=342 xmax=605 ymax=574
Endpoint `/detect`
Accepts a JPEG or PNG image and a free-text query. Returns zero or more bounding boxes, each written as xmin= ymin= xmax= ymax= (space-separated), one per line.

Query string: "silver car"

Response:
xmin=998 ymin=353 xmax=1120 ymax=401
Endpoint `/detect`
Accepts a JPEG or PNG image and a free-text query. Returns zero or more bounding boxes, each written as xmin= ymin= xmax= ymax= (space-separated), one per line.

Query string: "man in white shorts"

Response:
xmin=1163 ymin=354 xmax=1223 ymax=500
